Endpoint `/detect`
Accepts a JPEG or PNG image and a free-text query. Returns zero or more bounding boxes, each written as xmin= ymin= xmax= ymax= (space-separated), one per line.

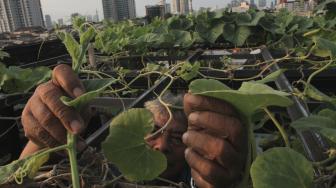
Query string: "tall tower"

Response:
xmin=102 ymin=0 xmax=136 ymax=21
xmin=172 ymin=0 xmax=189 ymax=14
xmin=0 ymin=0 xmax=44 ymax=33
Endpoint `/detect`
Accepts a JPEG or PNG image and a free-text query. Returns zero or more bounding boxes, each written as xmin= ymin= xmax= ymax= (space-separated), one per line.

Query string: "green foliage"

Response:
xmin=189 ymin=79 xmax=293 ymax=117
xmin=291 ymin=110 xmax=336 ymax=143
xmin=251 ymin=147 xmax=314 ymax=188
xmin=0 ymin=63 xmax=51 ymax=94
xmin=61 ymin=78 xmax=117 ymax=110
xmin=176 ymin=61 xmax=200 ymax=81
xmin=0 ymin=151 xmax=49 ymax=185
xmin=256 ymin=69 xmax=286 ymax=84
xmin=102 ymin=108 xmax=167 ymax=181
xmin=57 ymin=24 xmax=96 ymax=72
xmin=0 ymin=49 xmax=9 ymax=61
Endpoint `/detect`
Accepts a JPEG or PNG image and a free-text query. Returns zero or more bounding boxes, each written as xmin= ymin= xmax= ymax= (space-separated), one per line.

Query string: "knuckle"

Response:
xmin=53 ymin=64 xmax=70 ymax=76
xmin=39 ymin=111 xmax=56 ymax=128
xmin=215 ymin=139 xmax=226 ymax=157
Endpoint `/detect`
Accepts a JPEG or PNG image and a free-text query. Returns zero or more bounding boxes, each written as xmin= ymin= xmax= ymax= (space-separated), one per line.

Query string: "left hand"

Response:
xmin=183 ymin=93 xmax=248 ymax=188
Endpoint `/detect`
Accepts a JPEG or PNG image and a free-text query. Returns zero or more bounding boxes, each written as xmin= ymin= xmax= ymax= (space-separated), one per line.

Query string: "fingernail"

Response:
xmin=182 ymin=133 xmax=188 ymax=144
xmin=73 ymin=87 xmax=84 ymax=97
xmin=188 ymin=112 xmax=198 ymax=124
xmin=70 ymin=120 xmax=83 ymax=134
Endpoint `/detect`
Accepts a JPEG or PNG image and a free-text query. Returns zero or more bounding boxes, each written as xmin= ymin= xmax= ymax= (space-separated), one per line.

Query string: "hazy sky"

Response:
xmin=40 ymin=0 xmax=229 ymax=23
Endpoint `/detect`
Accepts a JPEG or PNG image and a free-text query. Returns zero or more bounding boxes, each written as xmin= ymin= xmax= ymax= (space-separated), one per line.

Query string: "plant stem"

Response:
xmin=67 ymin=132 xmax=80 ymax=188
xmin=264 ymin=107 xmax=290 ymax=147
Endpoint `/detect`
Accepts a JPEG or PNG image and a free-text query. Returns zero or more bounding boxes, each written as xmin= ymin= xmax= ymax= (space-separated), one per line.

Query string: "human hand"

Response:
xmin=183 ymin=93 xmax=247 ymax=188
xmin=21 ymin=64 xmax=90 ymax=154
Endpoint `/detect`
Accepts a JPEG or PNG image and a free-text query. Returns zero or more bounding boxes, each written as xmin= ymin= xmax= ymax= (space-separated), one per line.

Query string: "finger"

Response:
xmin=29 ymin=94 xmax=67 ymax=145
xmin=183 ymin=130 xmax=243 ymax=169
xmin=36 ymin=82 xmax=85 ymax=134
xmin=188 ymin=111 xmax=246 ymax=150
xmin=191 ymin=169 xmax=214 ymax=188
xmin=20 ymin=141 xmax=44 ymax=159
xmin=52 ymin=64 xmax=85 ymax=98
xmin=184 ymin=93 xmax=237 ymax=116
xmin=185 ymin=148 xmax=238 ymax=187
xmin=21 ymin=107 xmax=60 ymax=148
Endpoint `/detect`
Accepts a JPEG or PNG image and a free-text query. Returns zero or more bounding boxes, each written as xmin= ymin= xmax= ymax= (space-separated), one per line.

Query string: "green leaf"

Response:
xmin=251 ymin=147 xmax=314 ymax=188
xmin=0 ymin=64 xmax=51 ymax=94
xmin=167 ymin=16 xmax=193 ymax=30
xmin=79 ymin=26 xmax=96 ymax=47
xmin=0 ymin=49 xmax=9 ymax=61
xmin=59 ymin=32 xmax=80 ymax=67
xmin=177 ymin=61 xmax=200 ymax=81
xmin=304 ymin=82 xmax=335 ymax=103
xmin=171 ymin=30 xmax=194 ymax=48
xmin=0 ymin=151 xmax=49 ymax=185
xmin=102 ymin=108 xmax=167 ymax=181
xmin=223 ymin=24 xmax=251 ymax=46
xmin=237 ymin=11 xmax=265 ymax=26
xmin=189 ymin=79 xmax=293 ymax=117
xmin=291 ymin=114 xmax=336 ymax=143
xmin=312 ymin=37 xmax=336 ymax=58
xmin=318 ymin=109 xmax=336 ymax=120
xmin=61 ymin=78 xmax=117 ymax=109
xmin=256 ymin=69 xmax=286 ymax=84
xmin=196 ymin=22 xmax=224 ymax=44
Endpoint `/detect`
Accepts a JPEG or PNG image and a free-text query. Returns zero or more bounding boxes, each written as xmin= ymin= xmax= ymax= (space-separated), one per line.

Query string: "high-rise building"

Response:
xmin=146 ymin=5 xmax=165 ymax=20
xmin=57 ymin=18 xmax=64 ymax=26
xmin=93 ymin=10 xmax=99 ymax=22
xmin=172 ymin=0 xmax=189 ymax=14
xmin=102 ymin=0 xmax=136 ymax=21
xmin=160 ymin=0 xmax=171 ymax=14
xmin=0 ymin=0 xmax=44 ymax=33
xmin=258 ymin=0 xmax=267 ymax=8
xmin=45 ymin=14 xmax=52 ymax=29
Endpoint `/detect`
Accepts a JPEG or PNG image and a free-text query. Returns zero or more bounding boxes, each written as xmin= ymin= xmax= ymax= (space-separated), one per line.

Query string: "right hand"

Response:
xmin=21 ymin=64 xmax=90 ymax=152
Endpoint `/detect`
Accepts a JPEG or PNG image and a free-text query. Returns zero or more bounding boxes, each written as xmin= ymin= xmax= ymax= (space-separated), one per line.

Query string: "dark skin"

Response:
xmin=21 ymin=64 xmax=247 ymax=188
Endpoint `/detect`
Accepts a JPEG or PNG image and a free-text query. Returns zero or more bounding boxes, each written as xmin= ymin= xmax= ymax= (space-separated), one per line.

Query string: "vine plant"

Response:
xmin=0 ymin=6 xmax=336 ymax=188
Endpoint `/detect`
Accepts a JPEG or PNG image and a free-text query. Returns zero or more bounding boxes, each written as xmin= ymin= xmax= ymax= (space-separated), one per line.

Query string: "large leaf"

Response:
xmin=102 ymin=108 xmax=167 ymax=181
xmin=237 ymin=11 xmax=265 ymax=26
xmin=312 ymin=37 xmax=336 ymax=58
xmin=291 ymin=113 xmax=336 ymax=143
xmin=251 ymin=147 xmax=314 ymax=188
xmin=196 ymin=22 xmax=224 ymax=44
xmin=0 ymin=151 xmax=49 ymax=185
xmin=304 ymin=82 xmax=335 ymax=103
xmin=223 ymin=24 xmax=251 ymax=46
xmin=0 ymin=64 xmax=51 ymax=94
xmin=0 ymin=49 xmax=9 ymax=61
xmin=61 ymin=78 xmax=117 ymax=109
xmin=256 ymin=69 xmax=286 ymax=84
xmin=189 ymin=79 xmax=293 ymax=117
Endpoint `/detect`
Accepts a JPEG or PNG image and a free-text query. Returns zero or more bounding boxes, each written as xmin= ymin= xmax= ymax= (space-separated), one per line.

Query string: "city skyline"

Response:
xmin=40 ymin=0 xmax=230 ymax=23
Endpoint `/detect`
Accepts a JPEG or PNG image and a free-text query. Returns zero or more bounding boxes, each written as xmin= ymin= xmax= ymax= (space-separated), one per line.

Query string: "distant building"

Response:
xmin=71 ymin=13 xmax=80 ymax=20
xmin=0 ymin=0 xmax=44 ymax=33
xmin=172 ymin=0 xmax=190 ymax=15
xmin=160 ymin=0 xmax=171 ymax=13
xmin=102 ymin=0 xmax=136 ymax=21
xmin=258 ymin=0 xmax=267 ymax=8
xmin=93 ymin=10 xmax=99 ymax=22
xmin=276 ymin=0 xmax=316 ymax=16
xmin=45 ymin=14 xmax=52 ymax=29
xmin=231 ymin=1 xmax=250 ymax=12
xmin=146 ymin=5 xmax=165 ymax=20
xmin=271 ymin=1 xmax=275 ymax=9
xmin=58 ymin=18 xmax=64 ymax=26
xmin=250 ymin=0 xmax=256 ymax=7
xmin=86 ymin=15 xmax=93 ymax=22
